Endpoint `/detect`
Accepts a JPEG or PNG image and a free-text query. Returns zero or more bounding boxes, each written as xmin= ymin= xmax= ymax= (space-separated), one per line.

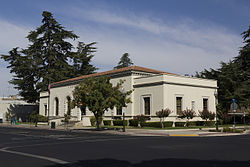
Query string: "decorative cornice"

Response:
xmin=134 ymin=81 xmax=217 ymax=89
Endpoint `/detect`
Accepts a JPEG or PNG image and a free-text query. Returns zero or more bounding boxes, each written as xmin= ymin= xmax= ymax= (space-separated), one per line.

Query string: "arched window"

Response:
xmin=55 ymin=97 xmax=59 ymax=116
xmin=66 ymin=96 xmax=71 ymax=115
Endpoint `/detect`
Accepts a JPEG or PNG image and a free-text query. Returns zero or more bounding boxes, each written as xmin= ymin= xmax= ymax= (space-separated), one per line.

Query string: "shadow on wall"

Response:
xmin=7 ymin=104 xmax=38 ymax=122
xmin=44 ymin=158 xmax=250 ymax=167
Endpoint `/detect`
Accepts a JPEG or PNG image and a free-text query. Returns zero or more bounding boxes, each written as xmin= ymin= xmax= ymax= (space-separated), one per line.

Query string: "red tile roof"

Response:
xmin=51 ymin=66 xmax=177 ymax=86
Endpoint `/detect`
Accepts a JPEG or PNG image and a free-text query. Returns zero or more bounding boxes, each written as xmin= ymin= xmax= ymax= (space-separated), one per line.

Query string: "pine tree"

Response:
xmin=114 ymin=53 xmax=133 ymax=69
xmin=1 ymin=11 xmax=96 ymax=103
xmin=234 ymin=26 xmax=250 ymax=107
xmin=196 ymin=26 xmax=250 ymax=111
xmin=72 ymin=42 xmax=97 ymax=77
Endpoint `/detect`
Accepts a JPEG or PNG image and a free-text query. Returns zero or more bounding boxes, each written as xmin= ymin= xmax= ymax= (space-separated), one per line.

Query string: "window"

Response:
xmin=203 ymin=98 xmax=208 ymax=111
xmin=66 ymin=96 xmax=71 ymax=115
xmin=55 ymin=97 xmax=59 ymax=116
xmin=176 ymin=97 xmax=182 ymax=115
xmin=191 ymin=101 xmax=195 ymax=111
xmin=117 ymin=106 xmax=122 ymax=115
xmin=44 ymin=104 xmax=47 ymax=116
xmin=144 ymin=97 xmax=151 ymax=115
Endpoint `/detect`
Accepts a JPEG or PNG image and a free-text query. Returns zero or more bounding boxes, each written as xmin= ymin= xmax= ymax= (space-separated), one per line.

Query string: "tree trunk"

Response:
xmin=160 ymin=118 xmax=164 ymax=128
xmin=95 ymin=114 xmax=100 ymax=130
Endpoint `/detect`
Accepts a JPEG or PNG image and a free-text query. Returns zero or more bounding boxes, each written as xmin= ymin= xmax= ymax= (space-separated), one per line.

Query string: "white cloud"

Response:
xmin=0 ymin=8 xmax=243 ymax=96
xmin=0 ymin=19 xmax=30 ymax=96
xmin=0 ymin=19 xmax=30 ymax=54
xmin=70 ymin=8 xmax=242 ymax=74
xmin=0 ymin=67 xmax=18 ymax=97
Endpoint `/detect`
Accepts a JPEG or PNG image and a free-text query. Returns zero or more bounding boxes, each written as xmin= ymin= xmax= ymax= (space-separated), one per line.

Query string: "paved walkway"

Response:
xmin=1 ymin=122 xmax=249 ymax=137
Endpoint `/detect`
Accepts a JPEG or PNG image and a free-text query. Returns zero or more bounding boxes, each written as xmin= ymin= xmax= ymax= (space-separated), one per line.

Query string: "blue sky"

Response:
xmin=0 ymin=0 xmax=249 ymax=96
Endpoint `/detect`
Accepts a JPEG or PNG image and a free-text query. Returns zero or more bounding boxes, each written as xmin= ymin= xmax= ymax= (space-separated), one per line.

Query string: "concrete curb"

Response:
xmin=1 ymin=123 xmax=249 ymax=137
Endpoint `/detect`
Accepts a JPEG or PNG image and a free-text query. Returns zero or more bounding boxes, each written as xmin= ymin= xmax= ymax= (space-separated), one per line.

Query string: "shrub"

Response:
xmin=206 ymin=121 xmax=215 ymax=126
xmin=129 ymin=119 xmax=139 ymax=127
xmin=186 ymin=121 xmax=196 ymax=127
xmin=163 ymin=121 xmax=173 ymax=127
xmin=178 ymin=108 xmax=196 ymax=127
xmin=29 ymin=111 xmax=48 ymax=123
xmin=5 ymin=112 xmax=11 ymax=122
xmin=113 ymin=120 xmax=128 ymax=126
xmin=38 ymin=115 xmax=48 ymax=122
xmin=156 ymin=108 xmax=172 ymax=128
xmin=142 ymin=122 xmax=161 ymax=128
xmin=223 ymin=127 xmax=243 ymax=133
xmin=133 ymin=115 xmax=149 ymax=127
xmin=142 ymin=121 xmax=173 ymax=128
xmin=103 ymin=120 xmax=111 ymax=126
xmin=90 ymin=116 xmax=103 ymax=127
xmin=175 ymin=122 xmax=186 ymax=127
xmin=90 ymin=116 xmax=96 ymax=126
xmin=199 ymin=110 xmax=215 ymax=125
xmin=195 ymin=121 xmax=205 ymax=126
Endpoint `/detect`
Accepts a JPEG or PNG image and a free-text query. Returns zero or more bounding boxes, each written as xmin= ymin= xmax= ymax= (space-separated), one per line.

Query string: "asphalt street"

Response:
xmin=0 ymin=126 xmax=250 ymax=167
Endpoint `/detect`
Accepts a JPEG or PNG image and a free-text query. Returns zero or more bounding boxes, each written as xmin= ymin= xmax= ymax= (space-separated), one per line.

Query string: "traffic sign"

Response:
xmin=230 ymin=102 xmax=238 ymax=112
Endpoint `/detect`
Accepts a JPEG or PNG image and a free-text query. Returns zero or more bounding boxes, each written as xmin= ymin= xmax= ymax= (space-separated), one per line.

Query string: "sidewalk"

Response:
xmin=1 ymin=122 xmax=249 ymax=137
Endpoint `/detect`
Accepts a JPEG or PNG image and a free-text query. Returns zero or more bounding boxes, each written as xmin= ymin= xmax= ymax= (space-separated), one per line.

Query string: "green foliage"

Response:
xmin=113 ymin=120 xmax=128 ymax=126
xmin=37 ymin=115 xmax=48 ymax=122
xmin=133 ymin=114 xmax=150 ymax=127
xmin=196 ymin=26 xmax=250 ymax=116
xmin=129 ymin=119 xmax=139 ymax=127
xmin=29 ymin=111 xmax=38 ymax=123
xmin=175 ymin=122 xmax=186 ymax=127
xmin=199 ymin=110 xmax=215 ymax=125
xmin=114 ymin=53 xmax=133 ymax=69
xmin=142 ymin=121 xmax=173 ymax=128
xmin=103 ymin=120 xmax=112 ymax=126
xmin=63 ymin=114 xmax=71 ymax=124
xmin=1 ymin=11 xmax=96 ymax=103
xmin=5 ymin=112 xmax=11 ymax=122
xmin=90 ymin=116 xmax=96 ymax=126
xmin=223 ymin=127 xmax=243 ymax=133
xmin=90 ymin=116 xmax=103 ymax=127
xmin=29 ymin=111 xmax=48 ymax=123
xmin=72 ymin=77 xmax=132 ymax=129
xmin=156 ymin=108 xmax=172 ymax=128
xmin=72 ymin=42 xmax=97 ymax=77
xmin=178 ymin=109 xmax=196 ymax=126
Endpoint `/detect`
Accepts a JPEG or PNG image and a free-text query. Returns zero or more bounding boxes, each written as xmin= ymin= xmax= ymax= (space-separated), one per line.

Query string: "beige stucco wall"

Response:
xmin=133 ymin=74 xmax=217 ymax=122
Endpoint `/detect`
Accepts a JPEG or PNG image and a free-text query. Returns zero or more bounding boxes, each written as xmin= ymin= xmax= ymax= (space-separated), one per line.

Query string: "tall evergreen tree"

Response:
xmin=196 ymin=26 xmax=250 ymax=111
xmin=72 ymin=42 xmax=97 ymax=77
xmin=114 ymin=53 xmax=133 ymax=69
xmin=234 ymin=26 xmax=250 ymax=106
xmin=1 ymin=11 xmax=96 ymax=103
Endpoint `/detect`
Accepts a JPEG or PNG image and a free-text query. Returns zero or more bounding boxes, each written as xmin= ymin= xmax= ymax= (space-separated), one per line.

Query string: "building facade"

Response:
xmin=0 ymin=96 xmax=36 ymax=123
xmin=39 ymin=66 xmax=217 ymax=126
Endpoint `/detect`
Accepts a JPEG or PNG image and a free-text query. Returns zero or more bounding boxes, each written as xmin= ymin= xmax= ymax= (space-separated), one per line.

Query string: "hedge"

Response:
xmin=129 ymin=119 xmax=138 ymax=127
xmin=175 ymin=122 xmax=186 ymax=127
xmin=90 ymin=116 xmax=103 ymax=127
xmin=141 ymin=121 xmax=173 ymax=128
xmin=113 ymin=120 xmax=128 ymax=126
xmin=186 ymin=121 xmax=196 ymax=127
xmin=37 ymin=115 xmax=48 ymax=122
xmin=103 ymin=120 xmax=111 ymax=126
xmin=195 ymin=121 xmax=215 ymax=126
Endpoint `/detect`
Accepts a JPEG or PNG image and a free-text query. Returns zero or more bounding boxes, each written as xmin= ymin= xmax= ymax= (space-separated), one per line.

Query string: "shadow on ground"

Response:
xmin=45 ymin=158 xmax=250 ymax=167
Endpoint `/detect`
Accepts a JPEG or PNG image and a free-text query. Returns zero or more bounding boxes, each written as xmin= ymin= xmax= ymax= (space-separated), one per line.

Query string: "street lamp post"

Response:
xmin=214 ymin=89 xmax=218 ymax=131
xmin=121 ymin=88 xmax=126 ymax=132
